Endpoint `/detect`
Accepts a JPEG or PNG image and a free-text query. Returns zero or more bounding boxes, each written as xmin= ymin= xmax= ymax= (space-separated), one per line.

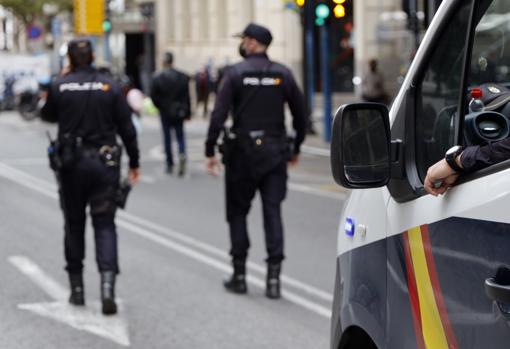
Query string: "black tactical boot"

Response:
xmin=178 ymin=154 xmax=186 ymax=177
xmin=266 ymin=263 xmax=281 ymax=299
xmin=100 ymin=271 xmax=117 ymax=315
xmin=223 ymin=260 xmax=247 ymax=294
xmin=68 ymin=273 xmax=85 ymax=306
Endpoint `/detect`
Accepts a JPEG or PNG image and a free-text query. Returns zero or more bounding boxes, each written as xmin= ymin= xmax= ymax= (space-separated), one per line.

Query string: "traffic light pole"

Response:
xmin=320 ymin=24 xmax=332 ymax=142
xmin=104 ymin=31 xmax=111 ymax=64
xmin=304 ymin=0 xmax=315 ymax=134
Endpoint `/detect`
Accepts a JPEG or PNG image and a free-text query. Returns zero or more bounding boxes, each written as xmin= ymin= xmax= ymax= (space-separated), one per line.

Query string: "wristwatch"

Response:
xmin=445 ymin=145 xmax=464 ymax=172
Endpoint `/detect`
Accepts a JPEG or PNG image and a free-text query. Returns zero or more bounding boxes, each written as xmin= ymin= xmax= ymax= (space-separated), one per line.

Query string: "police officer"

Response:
xmin=425 ymin=140 xmax=510 ymax=196
xmin=42 ymin=39 xmax=140 ymax=315
xmin=205 ymin=23 xmax=306 ymax=299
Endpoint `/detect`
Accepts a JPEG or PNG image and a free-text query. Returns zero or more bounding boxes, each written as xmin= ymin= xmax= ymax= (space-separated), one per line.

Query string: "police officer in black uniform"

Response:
xmin=42 ymin=39 xmax=140 ymax=315
xmin=205 ymin=23 xmax=306 ymax=299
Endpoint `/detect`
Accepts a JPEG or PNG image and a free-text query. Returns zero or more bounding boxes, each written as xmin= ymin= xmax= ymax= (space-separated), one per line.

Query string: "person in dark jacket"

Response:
xmin=41 ymin=39 xmax=140 ymax=315
xmin=205 ymin=23 xmax=306 ymax=299
xmin=424 ymin=140 xmax=510 ymax=196
xmin=151 ymin=52 xmax=191 ymax=176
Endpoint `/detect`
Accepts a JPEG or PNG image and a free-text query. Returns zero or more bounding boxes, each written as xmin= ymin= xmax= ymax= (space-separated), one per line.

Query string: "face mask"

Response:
xmin=238 ymin=42 xmax=247 ymax=58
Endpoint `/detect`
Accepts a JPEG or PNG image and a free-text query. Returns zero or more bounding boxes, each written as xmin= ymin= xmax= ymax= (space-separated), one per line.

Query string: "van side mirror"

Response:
xmin=330 ymin=103 xmax=391 ymax=188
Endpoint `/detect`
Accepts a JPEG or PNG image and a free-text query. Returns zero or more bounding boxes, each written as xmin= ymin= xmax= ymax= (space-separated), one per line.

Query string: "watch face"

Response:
xmin=446 ymin=145 xmax=462 ymax=156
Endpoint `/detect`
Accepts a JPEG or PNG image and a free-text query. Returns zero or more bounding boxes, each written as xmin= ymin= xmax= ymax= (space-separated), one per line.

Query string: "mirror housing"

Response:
xmin=330 ymin=103 xmax=391 ymax=188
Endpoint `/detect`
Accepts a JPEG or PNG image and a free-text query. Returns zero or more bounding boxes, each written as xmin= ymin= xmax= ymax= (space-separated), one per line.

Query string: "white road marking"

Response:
xmin=0 ymin=154 xmax=343 ymax=199
xmin=0 ymin=158 xmax=48 ymax=165
xmin=0 ymin=162 xmax=333 ymax=318
xmin=288 ymin=182 xmax=346 ymax=200
xmin=8 ymin=256 xmax=130 ymax=347
xmin=301 ymin=145 xmax=330 ymax=157
xmin=0 ymin=161 xmax=334 ymax=302
xmin=8 ymin=256 xmax=68 ymax=301
xmin=118 ymin=212 xmax=334 ymax=303
xmin=140 ymin=175 xmax=156 ymax=184
xmin=148 ymin=145 xmax=166 ymax=161
xmin=117 ymin=219 xmax=332 ymax=318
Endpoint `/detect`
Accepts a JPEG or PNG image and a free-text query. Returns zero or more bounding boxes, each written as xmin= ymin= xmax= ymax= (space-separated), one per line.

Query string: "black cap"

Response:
xmin=68 ymin=38 xmax=92 ymax=57
xmin=234 ymin=23 xmax=273 ymax=46
xmin=67 ymin=38 xmax=93 ymax=67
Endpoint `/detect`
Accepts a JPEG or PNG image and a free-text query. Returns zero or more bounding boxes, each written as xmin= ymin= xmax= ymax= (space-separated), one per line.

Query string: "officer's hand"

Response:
xmin=424 ymin=159 xmax=459 ymax=196
xmin=128 ymin=168 xmax=141 ymax=185
xmin=206 ymin=156 xmax=222 ymax=177
xmin=288 ymin=154 xmax=299 ymax=167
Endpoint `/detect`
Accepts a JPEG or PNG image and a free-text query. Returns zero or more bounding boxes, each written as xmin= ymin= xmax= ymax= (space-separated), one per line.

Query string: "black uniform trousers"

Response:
xmin=59 ymin=152 xmax=120 ymax=274
xmin=225 ymin=140 xmax=288 ymax=264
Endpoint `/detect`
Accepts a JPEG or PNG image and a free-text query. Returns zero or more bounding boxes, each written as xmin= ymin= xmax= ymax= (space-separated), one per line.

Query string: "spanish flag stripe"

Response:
xmin=407 ymin=226 xmax=449 ymax=349
xmin=420 ymin=225 xmax=459 ymax=349
xmin=403 ymin=232 xmax=426 ymax=349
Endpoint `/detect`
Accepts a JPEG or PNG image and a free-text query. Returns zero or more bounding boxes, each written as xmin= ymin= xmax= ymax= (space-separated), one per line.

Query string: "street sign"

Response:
xmin=74 ymin=0 xmax=105 ymax=35
xmin=27 ymin=25 xmax=43 ymax=39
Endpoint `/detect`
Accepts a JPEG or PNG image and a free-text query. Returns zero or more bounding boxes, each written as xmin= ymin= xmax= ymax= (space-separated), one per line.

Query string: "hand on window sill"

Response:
xmin=424 ymin=159 xmax=460 ymax=196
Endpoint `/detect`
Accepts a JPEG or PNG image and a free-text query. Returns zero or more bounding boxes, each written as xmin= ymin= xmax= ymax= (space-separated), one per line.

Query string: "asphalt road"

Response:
xmin=0 ymin=111 xmax=347 ymax=349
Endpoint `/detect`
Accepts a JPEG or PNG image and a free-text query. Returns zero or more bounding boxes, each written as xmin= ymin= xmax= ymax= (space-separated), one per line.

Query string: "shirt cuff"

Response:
xmin=129 ymin=158 xmax=140 ymax=169
xmin=205 ymin=143 xmax=215 ymax=157
xmin=459 ymin=146 xmax=478 ymax=172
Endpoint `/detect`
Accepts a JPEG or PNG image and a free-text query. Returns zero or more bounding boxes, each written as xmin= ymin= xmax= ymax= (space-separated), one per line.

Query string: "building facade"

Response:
xmin=148 ymin=0 xmax=303 ymax=85
xmin=135 ymin=0 xmax=438 ymax=104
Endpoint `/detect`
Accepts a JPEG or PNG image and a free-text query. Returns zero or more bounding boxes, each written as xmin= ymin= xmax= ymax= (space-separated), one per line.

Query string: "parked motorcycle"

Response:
xmin=16 ymin=77 xmax=50 ymax=121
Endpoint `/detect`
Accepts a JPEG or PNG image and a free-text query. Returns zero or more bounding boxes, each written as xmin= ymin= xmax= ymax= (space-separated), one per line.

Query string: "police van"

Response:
xmin=330 ymin=0 xmax=510 ymax=348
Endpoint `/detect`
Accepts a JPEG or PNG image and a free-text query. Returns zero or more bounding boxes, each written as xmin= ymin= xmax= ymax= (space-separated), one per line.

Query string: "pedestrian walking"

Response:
xmin=361 ymin=59 xmax=388 ymax=104
xmin=41 ymin=39 xmax=140 ymax=315
xmin=205 ymin=23 xmax=306 ymax=299
xmin=150 ymin=52 xmax=191 ymax=176
xmin=195 ymin=66 xmax=213 ymax=118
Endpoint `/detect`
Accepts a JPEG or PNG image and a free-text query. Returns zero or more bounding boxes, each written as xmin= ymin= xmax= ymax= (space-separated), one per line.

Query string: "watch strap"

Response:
xmin=446 ymin=147 xmax=464 ymax=172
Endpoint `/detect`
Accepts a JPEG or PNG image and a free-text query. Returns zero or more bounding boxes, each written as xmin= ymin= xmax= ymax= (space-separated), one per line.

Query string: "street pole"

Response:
xmin=104 ymin=31 xmax=111 ymax=64
xmin=304 ymin=0 xmax=315 ymax=133
xmin=2 ymin=18 xmax=7 ymax=51
xmin=104 ymin=0 xmax=112 ymax=65
xmin=320 ymin=24 xmax=332 ymax=142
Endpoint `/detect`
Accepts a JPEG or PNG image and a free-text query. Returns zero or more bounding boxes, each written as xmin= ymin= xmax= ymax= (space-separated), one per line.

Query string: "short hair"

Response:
xmin=68 ymin=39 xmax=93 ymax=68
xmin=164 ymin=52 xmax=174 ymax=65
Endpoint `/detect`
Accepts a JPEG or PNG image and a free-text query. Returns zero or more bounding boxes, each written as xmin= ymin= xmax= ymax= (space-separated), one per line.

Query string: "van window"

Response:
xmin=415 ymin=3 xmax=472 ymax=180
xmin=469 ymin=1 xmax=510 ymax=87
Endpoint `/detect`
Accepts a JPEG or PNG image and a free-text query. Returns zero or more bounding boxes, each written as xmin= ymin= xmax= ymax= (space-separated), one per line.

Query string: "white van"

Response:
xmin=330 ymin=0 xmax=510 ymax=348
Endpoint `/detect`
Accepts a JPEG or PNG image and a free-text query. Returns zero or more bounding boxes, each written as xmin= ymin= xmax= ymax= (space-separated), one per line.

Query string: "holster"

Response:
xmin=98 ymin=144 xmax=122 ymax=168
xmin=219 ymin=127 xmax=237 ymax=165
xmin=47 ymin=134 xmax=83 ymax=172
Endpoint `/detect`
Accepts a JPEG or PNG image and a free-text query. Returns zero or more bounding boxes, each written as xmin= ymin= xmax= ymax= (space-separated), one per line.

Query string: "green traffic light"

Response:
xmin=315 ymin=18 xmax=325 ymax=26
xmin=102 ymin=20 xmax=112 ymax=33
xmin=315 ymin=3 xmax=330 ymax=19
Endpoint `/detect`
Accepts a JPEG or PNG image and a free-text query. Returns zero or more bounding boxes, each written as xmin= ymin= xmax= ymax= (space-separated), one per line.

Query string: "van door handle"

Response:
xmin=485 ymin=278 xmax=510 ymax=304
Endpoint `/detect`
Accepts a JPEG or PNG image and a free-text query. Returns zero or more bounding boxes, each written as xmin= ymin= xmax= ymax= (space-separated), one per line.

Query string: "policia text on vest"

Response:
xmin=205 ymin=23 xmax=307 ymax=299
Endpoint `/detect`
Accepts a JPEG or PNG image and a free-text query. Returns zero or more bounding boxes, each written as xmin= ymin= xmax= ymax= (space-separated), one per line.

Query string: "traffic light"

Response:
xmin=102 ymin=19 xmax=112 ymax=33
xmin=103 ymin=0 xmax=112 ymax=33
xmin=295 ymin=0 xmax=305 ymax=7
xmin=333 ymin=0 xmax=347 ymax=18
xmin=315 ymin=3 xmax=330 ymax=26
